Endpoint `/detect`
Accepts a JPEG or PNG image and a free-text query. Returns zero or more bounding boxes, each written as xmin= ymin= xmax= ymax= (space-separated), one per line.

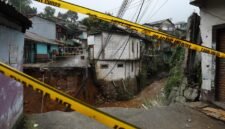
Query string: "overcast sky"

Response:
xmin=31 ymin=0 xmax=199 ymax=23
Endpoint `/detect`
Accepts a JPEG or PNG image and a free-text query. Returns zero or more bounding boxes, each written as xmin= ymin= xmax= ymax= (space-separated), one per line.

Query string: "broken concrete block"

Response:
xmin=179 ymin=78 xmax=187 ymax=96
xmin=184 ymin=88 xmax=198 ymax=101
xmin=168 ymin=87 xmax=178 ymax=103
xmin=175 ymin=96 xmax=186 ymax=103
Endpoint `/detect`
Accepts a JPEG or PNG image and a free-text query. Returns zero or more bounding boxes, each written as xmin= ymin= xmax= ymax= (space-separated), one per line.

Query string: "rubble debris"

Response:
xmin=202 ymin=107 xmax=225 ymax=122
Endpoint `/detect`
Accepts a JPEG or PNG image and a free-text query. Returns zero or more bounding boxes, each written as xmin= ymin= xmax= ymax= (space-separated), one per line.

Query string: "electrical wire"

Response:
xmin=108 ymin=0 xmax=145 ymax=14
xmin=109 ymin=37 xmax=129 ymax=58
xmin=109 ymin=0 xmax=151 ymax=57
xmin=137 ymin=0 xmax=153 ymax=23
xmin=108 ymin=0 xmax=141 ymax=12
xmin=135 ymin=0 xmax=146 ymax=22
xmin=101 ymin=36 xmax=131 ymax=79
xmin=102 ymin=0 xmax=145 ymax=79
xmin=96 ymin=0 xmax=133 ymax=60
xmin=148 ymin=0 xmax=169 ymax=20
xmin=141 ymin=0 xmax=159 ymax=23
xmin=117 ymin=0 xmax=131 ymax=18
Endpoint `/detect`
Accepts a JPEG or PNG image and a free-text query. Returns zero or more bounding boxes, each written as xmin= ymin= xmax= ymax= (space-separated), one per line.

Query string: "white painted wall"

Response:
xmin=0 ymin=25 xmax=24 ymax=129
xmin=198 ymin=0 xmax=225 ymax=91
xmin=28 ymin=16 xmax=56 ymax=40
xmin=90 ymin=32 xmax=141 ymax=60
xmin=95 ymin=60 xmax=140 ymax=81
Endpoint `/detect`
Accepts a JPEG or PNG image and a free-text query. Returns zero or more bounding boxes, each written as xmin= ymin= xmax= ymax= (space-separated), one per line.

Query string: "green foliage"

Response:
xmin=164 ymin=47 xmax=185 ymax=98
xmin=7 ymin=0 xmax=37 ymax=15
xmin=138 ymin=62 xmax=148 ymax=91
xmin=81 ymin=16 xmax=111 ymax=32
xmin=40 ymin=6 xmax=55 ymax=19
xmin=164 ymin=64 xmax=184 ymax=98
xmin=58 ymin=11 xmax=78 ymax=23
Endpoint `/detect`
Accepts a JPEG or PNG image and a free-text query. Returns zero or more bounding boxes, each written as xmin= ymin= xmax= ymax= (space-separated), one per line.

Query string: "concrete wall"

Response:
xmin=36 ymin=43 xmax=48 ymax=54
xmin=160 ymin=21 xmax=175 ymax=31
xmin=29 ymin=16 xmax=56 ymax=40
xmin=50 ymin=45 xmax=58 ymax=52
xmin=0 ymin=25 xmax=24 ymax=129
xmin=95 ymin=60 xmax=140 ymax=81
xmin=92 ymin=32 xmax=141 ymax=60
xmin=52 ymin=52 xmax=89 ymax=68
xmin=198 ymin=0 xmax=225 ymax=100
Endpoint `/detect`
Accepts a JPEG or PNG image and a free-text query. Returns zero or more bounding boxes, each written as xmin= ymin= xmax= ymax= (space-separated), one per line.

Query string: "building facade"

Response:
xmin=144 ymin=19 xmax=175 ymax=32
xmin=190 ymin=0 xmax=225 ymax=102
xmin=0 ymin=1 xmax=31 ymax=129
xmin=23 ymin=16 xmax=63 ymax=64
xmin=88 ymin=31 xmax=141 ymax=99
xmin=24 ymin=31 xmax=60 ymax=63
xmin=28 ymin=16 xmax=56 ymax=40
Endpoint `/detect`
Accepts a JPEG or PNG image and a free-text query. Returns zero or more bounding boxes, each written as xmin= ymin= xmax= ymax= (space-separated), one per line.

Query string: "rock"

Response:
xmin=175 ymin=96 xmax=186 ymax=103
xmin=168 ymin=87 xmax=178 ymax=103
xmin=33 ymin=123 xmax=39 ymax=128
xmin=179 ymin=78 xmax=187 ymax=96
xmin=184 ymin=88 xmax=199 ymax=101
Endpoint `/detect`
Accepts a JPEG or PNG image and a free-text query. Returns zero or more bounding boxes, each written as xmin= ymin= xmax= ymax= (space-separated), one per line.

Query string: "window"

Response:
xmin=117 ymin=64 xmax=123 ymax=68
xmin=100 ymin=64 xmax=108 ymax=69
xmin=81 ymin=56 xmax=85 ymax=60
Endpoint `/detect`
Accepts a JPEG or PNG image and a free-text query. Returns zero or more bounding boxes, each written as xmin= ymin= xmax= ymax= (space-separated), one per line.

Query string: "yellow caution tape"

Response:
xmin=0 ymin=62 xmax=139 ymax=129
xmin=34 ymin=0 xmax=225 ymax=58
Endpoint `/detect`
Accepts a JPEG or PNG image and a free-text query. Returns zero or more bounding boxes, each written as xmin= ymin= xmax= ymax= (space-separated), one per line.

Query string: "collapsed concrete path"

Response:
xmin=25 ymin=104 xmax=225 ymax=129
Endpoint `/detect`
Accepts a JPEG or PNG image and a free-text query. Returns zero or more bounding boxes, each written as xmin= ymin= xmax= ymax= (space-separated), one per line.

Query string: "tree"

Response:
xmin=40 ymin=6 xmax=56 ymax=19
xmin=57 ymin=11 xmax=78 ymax=23
xmin=81 ymin=15 xmax=111 ymax=32
xmin=7 ymin=0 xmax=37 ymax=15
xmin=23 ymin=6 xmax=37 ymax=15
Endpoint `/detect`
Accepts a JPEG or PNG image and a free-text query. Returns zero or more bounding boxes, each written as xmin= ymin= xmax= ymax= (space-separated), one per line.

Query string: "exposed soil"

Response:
xmin=100 ymin=78 xmax=167 ymax=108
xmin=23 ymin=68 xmax=99 ymax=113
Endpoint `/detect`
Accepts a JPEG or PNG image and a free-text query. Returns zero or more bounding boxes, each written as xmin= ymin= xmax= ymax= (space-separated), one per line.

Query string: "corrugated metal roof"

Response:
xmin=25 ymin=31 xmax=59 ymax=45
xmin=0 ymin=0 xmax=32 ymax=32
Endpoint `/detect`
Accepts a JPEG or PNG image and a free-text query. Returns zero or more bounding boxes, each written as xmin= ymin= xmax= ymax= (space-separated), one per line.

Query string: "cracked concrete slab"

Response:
xmin=25 ymin=104 xmax=225 ymax=129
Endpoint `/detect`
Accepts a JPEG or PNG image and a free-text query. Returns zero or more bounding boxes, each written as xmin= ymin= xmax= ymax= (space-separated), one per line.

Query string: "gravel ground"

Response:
xmin=25 ymin=104 xmax=225 ymax=129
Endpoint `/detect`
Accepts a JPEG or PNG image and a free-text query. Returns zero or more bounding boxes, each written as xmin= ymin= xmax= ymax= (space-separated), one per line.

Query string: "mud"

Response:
xmin=23 ymin=68 xmax=98 ymax=113
xmin=100 ymin=78 xmax=167 ymax=108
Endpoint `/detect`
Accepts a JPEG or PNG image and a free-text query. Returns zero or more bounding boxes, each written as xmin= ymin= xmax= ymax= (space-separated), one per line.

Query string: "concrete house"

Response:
xmin=190 ymin=0 xmax=225 ymax=102
xmin=24 ymin=16 xmax=61 ymax=64
xmin=0 ymin=1 xmax=31 ymax=129
xmin=52 ymin=22 xmax=89 ymax=68
xmin=88 ymin=30 xmax=141 ymax=99
xmin=175 ymin=21 xmax=188 ymax=31
xmin=23 ymin=18 xmax=93 ymax=110
xmin=144 ymin=19 xmax=176 ymax=51
xmin=24 ymin=31 xmax=60 ymax=63
xmin=144 ymin=19 xmax=175 ymax=33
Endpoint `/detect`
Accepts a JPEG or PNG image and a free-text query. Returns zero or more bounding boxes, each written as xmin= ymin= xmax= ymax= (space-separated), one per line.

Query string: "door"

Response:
xmin=216 ymin=30 xmax=225 ymax=101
